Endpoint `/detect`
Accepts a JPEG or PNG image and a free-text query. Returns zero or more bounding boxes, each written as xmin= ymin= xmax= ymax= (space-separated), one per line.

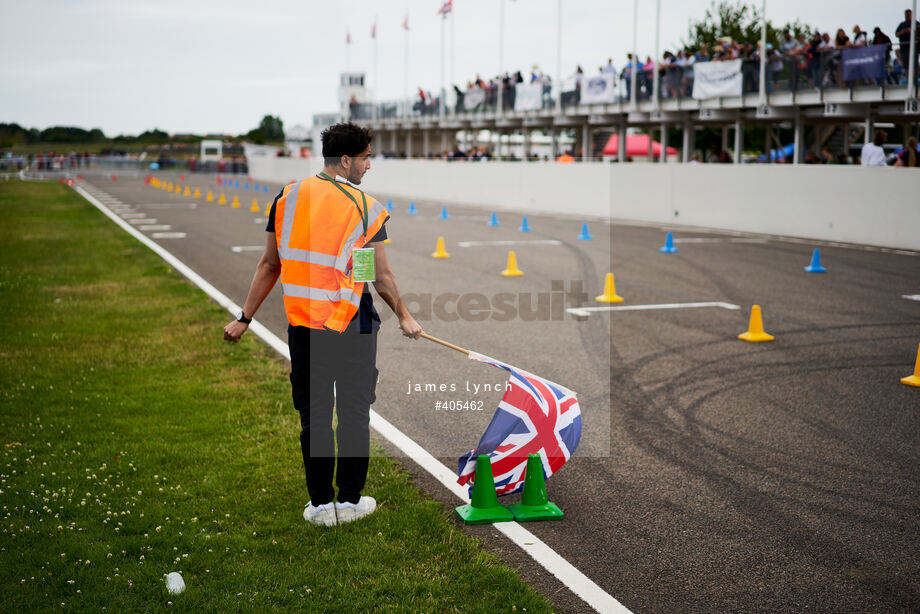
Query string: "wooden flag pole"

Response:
xmin=420 ymin=332 xmax=470 ymax=356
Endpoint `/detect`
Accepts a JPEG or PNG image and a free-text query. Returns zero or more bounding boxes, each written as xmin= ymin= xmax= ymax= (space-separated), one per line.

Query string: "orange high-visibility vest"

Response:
xmin=274 ymin=175 xmax=388 ymax=332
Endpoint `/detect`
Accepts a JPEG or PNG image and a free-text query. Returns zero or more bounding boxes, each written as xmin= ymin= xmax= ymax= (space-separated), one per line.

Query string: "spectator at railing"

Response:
xmin=603 ymin=58 xmax=617 ymax=76
xmin=621 ymin=54 xmax=642 ymax=100
xmin=873 ymin=27 xmax=894 ymax=71
xmin=895 ymin=8 xmax=920 ymax=83
xmin=852 ymin=25 xmax=868 ymax=47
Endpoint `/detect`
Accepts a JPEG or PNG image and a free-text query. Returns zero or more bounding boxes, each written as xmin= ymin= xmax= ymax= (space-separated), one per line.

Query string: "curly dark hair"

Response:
xmin=321 ymin=123 xmax=373 ymax=166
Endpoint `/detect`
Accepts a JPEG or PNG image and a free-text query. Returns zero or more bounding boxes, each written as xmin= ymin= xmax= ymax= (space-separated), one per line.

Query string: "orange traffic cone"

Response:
xmin=595 ymin=273 xmax=624 ymax=303
xmin=901 ymin=344 xmax=920 ymax=387
xmin=501 ymin=251 xmax=523 ymax=277
xmin=738 ymin=305 xmax=774 ymax=342
xmin=250 ymin=199 xmax=260 ymax=213
xmin=231 ymin=196 xmax=240 ymax=208
xmin=432 ymin=236 xmax=450 ymax=258
xmin=206 ymin=191 xmax=214 ymax=202
xmin=218 ymin=193 xmax=227 ymax=205
xmin=194 ymin=187 xmax=201 ymax=198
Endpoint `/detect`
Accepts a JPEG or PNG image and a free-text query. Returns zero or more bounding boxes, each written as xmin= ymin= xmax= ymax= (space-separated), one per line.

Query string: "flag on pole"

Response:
xmin=457 ymin=352 xmax=582 ymax=496
xmin=346 ymin=29 xmax=352 ymax=44
xmin=371 ymin=17 xmax=377 ymax=39
xmin=437 ymin=0 xmax=453 ymax=18
xmin=402 ymin=13 xmax=409 ymax=30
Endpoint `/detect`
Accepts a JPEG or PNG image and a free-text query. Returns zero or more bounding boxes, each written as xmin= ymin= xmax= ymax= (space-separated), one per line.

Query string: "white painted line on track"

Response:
xmin=567 ymin=301 xmax=740 ymax=319
xmin=903 ymin=295 xmax=920 ymax=302
xmin=141 ymin=203 xmax=199 ymax=209
xmin=673 ymin=238 xmax=768 ymax=244
xmin=139 ymin=225 xmax=172 ymax=231
xmin=231 ymin=246 xmax=265 ymax=253
xmin=74 ymin=184 xmax=631 ymax=614
xmin=151 ymin=232 xmax=187 ymax=239
xmin=254 ymin=218 xmax=267 ymax=224
xmin=128 ymin=218 xmax=158 ymax=225
xmin=120 ymin=213 xmax=148 ymax=219
xmin=457 ymin=240 xmax=564 ymax=247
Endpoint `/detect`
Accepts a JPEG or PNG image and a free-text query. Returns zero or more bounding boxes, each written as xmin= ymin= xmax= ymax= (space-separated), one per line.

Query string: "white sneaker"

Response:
xmin=334 ymin=496 xmax=377 ymax=524
xmin=303 ymin=502 xmax=337 ymax=527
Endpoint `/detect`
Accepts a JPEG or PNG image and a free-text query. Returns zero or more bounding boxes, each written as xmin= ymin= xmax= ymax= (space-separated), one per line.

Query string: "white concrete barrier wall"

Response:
xmin=245 ymin=155 xmax=920 ymax=251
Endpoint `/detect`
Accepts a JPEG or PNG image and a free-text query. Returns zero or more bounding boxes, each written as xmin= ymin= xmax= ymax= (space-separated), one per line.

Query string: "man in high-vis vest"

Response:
xmin=223 ymin=123 xmax=422 ymax=527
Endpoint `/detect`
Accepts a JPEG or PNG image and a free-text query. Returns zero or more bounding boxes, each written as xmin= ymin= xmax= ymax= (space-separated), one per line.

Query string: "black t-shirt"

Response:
xmin=266 ymin=187 xmax=388 ymax=333
xmin=896 ymin=20 xmax=920 ymax=45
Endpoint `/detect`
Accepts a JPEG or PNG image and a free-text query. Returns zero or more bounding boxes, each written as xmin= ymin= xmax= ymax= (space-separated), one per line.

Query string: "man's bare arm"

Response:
xmin=370 ymin=242 xmax=422 ymax=339
xmin=223 ymin=232 xmax=282 ymax=342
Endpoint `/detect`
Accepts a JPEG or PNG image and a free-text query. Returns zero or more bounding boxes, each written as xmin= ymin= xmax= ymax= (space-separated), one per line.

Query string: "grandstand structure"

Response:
xmin=330 ymin=47 xmax=919 ymax=165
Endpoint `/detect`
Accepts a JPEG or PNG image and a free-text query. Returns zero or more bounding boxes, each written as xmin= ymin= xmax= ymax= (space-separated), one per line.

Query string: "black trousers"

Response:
xmin=288 ymin=321 xmax=378 ymax=505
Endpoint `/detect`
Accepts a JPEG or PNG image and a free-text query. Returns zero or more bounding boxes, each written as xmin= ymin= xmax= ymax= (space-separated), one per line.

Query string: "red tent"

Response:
xmin=602 ymin=133 xmax=678 ymax=158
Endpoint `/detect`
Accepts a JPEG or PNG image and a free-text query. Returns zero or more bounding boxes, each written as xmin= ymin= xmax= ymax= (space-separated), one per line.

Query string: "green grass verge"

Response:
xmin=0 ymin=181 xmax=552 ymax=613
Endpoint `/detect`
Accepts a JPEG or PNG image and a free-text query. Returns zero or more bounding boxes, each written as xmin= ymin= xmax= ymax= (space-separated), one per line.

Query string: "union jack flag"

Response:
xmin=457 ymin=352 xmax=582 ymax=496
xmin=437 ymin=0 xmax=453 ymax=18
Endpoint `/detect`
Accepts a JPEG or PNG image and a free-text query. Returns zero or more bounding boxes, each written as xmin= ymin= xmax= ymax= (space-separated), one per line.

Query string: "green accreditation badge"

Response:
xmin=352 ymin=247 xmax=375 ymax=282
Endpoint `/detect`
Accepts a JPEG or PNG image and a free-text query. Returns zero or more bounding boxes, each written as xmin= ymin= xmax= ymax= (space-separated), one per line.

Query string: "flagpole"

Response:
xmin=631 ymin=0 xmax=638 ymax=109
xmin=450 ymin=4 xmax=455 ymax=115
xmin=373 ymin=18 xmax=378 ymax=122
xmin=555 ymin=0 xmax=562 ymax=112
xmin=404 ymin=16 xmax=409 ymax=119
xmin=498 ymin=0 xmax=505 ymax=117
xmin=440 ymin=12 xmax=446 ymax=117
xmin=421 ymin=332 xmax=470 ymax=356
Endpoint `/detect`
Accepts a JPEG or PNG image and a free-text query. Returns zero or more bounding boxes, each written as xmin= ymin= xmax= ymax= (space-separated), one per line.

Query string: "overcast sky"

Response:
xmin=0 ymin=0 xmax=907 ymax=136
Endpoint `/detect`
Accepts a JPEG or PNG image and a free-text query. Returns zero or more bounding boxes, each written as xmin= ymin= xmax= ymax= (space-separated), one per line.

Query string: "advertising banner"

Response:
xmin=692 ymin=59 xmax=743 ymax=99
xmin=514 ymin=83 xmax=544 ymax=111
xmin=581 ymin=74 xmax=617 ymax=105
xmin=463 ymin=88 xmax=486 ymax=112
xmin=841 ymin=45 xmax=886 ymax=82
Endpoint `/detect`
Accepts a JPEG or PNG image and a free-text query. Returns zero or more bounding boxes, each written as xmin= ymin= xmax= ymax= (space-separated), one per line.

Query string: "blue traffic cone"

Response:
xmin=235 ymin=180 xmax=240 ymax=189
xmin=439 ymin=206 xmax=449 ymax=220
xmin=253 ymin=182 xmax=260 ymax=191
xmin=263 ymin=184 xmax=269 ymax=194
xmin=519 ymin=216 xmax=531 ymax=232
xmin=386 ymin=198 xmax=393 ymax=211
xmin=659 ymin=232 xmax=679 ymax=253
xmin=577 ymin=222 xmax=593 ymax=240
xmin=244 ymin=182 xmax=250 ymax=190
xmin=804 ymin=248 xmax=827 ymax=273
xmin=488 ymin=212 xmax=500 ymax=226
xmin=408 ymin=201 xmax=417 ymax=214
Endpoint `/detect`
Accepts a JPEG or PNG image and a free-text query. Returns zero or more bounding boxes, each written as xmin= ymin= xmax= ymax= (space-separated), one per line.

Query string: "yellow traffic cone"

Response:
xmin=264 ymin=202 xmax=272 ymax=216
xmin=383 ymin=238 xmax=391 ymax=244
xmin=738 ymin=305 xmax=774 ymax=342
xmin=206 ymin=190 xmax=214 ymax=202
xmin=184 ymin=186 xmax=190 ymax=196
xmin=250 ymin=199 xmax=260 ymax=213
xmin=501 ymin=251 xmax=524 ymax=277
xmin=194 ymin=187 xmax=201 ymax=198
xmin=152 ymin=178 xmax=159 ymax=188
xmin=231 ymin=196 xmax=241 ymax=208
xmin=432 ymin=236 xmax=450 ymax=258
xmin=174 ymin=184 xmax=181 ymax=193
xmin=901 ymin=344 xmax=920 ymax=387
xmin=596 ymin=273 xmax=624 ymax=303
xmin=218 ymin=193 xmax=227 ymax=205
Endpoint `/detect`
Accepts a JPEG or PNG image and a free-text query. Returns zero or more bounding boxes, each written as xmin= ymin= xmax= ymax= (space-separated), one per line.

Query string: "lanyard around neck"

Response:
xmin=317 ymin=172 xmax=368 ymax=236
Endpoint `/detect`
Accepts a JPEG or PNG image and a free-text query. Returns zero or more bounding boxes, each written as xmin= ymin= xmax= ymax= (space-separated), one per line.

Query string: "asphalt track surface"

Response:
xmin=75 ymin=170 xmax=919 ymax=613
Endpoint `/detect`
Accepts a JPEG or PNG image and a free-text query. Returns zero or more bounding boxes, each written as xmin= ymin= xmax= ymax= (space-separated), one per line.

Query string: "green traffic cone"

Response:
xmin=455 ymin=455 xmax=514 ymax=525
xmin=508 ymin=454 xmax=564 ymax=522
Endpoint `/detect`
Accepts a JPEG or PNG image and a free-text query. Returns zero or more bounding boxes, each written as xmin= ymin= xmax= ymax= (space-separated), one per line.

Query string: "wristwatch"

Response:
xmin=236 ymin=310 xmax=252 ymax=324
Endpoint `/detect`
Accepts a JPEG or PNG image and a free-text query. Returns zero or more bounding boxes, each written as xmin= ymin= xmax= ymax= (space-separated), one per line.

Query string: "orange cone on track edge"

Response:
xmin=901 ymin=344 xmax=920 ymax=387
